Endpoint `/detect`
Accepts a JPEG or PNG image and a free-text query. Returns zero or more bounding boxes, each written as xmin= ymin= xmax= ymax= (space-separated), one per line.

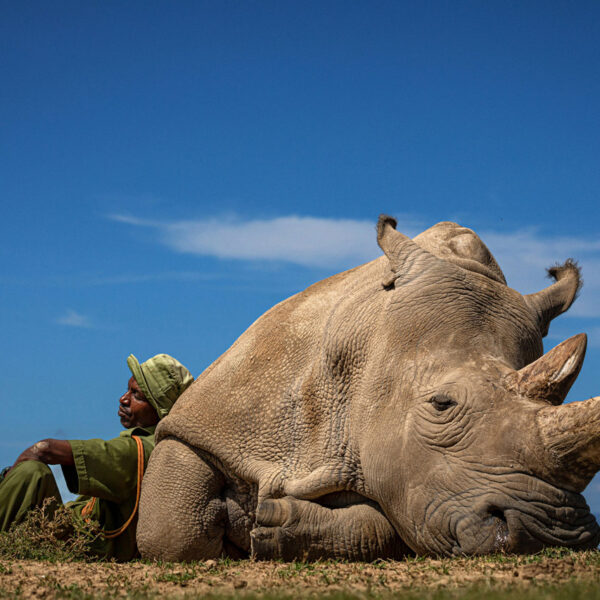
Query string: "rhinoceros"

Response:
xmin=137 ymin=216 xmax=600 ymax=560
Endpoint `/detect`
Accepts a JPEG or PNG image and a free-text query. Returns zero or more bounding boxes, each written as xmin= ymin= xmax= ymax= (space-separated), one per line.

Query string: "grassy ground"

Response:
xmin=1 ymin=508 xmax=600 ymax=599
xmin=2 ymin=553 xmax=600 ymax=600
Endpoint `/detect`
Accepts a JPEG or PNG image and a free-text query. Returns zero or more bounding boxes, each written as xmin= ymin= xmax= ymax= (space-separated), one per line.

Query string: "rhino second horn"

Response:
xmin=506 ymin=333 xmax=587 ymax=405
xmin=524 ymin=260 xmax=582 ymax=337
xmin=537 ymin=395 xmax=600 ymax=492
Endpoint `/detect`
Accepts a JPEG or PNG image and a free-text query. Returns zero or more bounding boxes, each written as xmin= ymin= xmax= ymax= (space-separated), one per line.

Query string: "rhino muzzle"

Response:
xmin=483 ymin=333 xmax=600 ymax=552
xmin=451 ymin=487 xmax=600 ymax=556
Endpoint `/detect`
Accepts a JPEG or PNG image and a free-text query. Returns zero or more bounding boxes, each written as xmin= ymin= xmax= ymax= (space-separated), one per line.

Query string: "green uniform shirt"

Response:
xmin=61 ymin=425 xmax=156 ymax=561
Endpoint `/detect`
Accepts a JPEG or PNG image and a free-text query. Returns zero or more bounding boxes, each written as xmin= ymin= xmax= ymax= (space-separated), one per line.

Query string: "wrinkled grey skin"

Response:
xmin=137 ymin=217 xmax=600 ymax=561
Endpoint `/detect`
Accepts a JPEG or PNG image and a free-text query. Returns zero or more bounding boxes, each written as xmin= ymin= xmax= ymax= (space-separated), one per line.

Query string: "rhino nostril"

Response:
xmin=490 ymin=508 xmax=507 ymax=524
xmin=488 ymin=508 xmax=510 ymax=550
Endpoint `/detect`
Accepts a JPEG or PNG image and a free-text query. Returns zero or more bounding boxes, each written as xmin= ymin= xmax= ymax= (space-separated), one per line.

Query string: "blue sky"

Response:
xmin=2 ymin=1 xmax=600 ymax=512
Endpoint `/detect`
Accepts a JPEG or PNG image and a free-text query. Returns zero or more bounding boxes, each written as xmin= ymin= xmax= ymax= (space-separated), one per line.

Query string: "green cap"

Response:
xmin=127 ymin=354 xmax=194 ymax=420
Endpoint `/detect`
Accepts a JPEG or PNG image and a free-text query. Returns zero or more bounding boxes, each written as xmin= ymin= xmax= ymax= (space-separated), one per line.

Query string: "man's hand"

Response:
xmin=12 ymin=439 xmax=74 ymax=471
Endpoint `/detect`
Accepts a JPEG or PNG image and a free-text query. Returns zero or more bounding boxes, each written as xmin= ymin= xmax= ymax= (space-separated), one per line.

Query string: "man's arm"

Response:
xmin=12 ymin=439 xmax=74 ymax=469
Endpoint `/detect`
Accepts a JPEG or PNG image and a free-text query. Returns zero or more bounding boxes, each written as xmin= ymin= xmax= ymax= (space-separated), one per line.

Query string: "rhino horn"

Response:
xmin=524 ymin=260 xmax=582 ymax=337
xmin=377 ymin=215 xmax=448 ymax=287
xmin=506 ymin=333 xmax=587 ymax=405
xmin=537 ymin=394 xmax=600 ymax=492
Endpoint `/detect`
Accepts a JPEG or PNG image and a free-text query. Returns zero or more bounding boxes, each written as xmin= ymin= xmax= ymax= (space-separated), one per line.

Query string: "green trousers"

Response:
xmin=0 ymin=461 xmax=62 ymax=532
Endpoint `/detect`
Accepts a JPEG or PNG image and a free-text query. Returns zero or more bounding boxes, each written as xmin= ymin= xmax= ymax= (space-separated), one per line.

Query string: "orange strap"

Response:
xmin=80 ymin=435 xmax=145 ymax=539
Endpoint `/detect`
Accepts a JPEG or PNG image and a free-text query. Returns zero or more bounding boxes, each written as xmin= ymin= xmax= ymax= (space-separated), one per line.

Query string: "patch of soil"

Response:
xmin=1 ymin=554 xmax=600 ymax=599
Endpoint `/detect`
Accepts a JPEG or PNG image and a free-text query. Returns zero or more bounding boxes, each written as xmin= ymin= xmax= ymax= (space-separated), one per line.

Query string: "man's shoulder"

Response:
xmin=118 ymin=425 xmax=157 ymax=439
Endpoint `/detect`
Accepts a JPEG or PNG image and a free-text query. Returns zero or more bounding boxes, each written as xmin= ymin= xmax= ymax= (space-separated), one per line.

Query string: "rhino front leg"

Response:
xmin=251 ymin=496 xmax=408 ymax=561
xmin=137 ymin=437 xmax=227 ymax=561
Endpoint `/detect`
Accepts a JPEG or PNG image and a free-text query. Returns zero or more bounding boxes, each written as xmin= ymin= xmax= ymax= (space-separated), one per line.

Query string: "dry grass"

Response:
xmin=2 ymin=511 xmax=600 ymax=599
xmin=1 ymin=551 xmax=600 ymax=599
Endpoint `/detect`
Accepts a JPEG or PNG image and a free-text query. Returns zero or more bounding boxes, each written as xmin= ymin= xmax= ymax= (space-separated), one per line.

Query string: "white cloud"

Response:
xmin=56 ymin=309 xmax=92 ymax=328
xmin=88 ymin=271 xmax=221 ymax=286
xmin=110 ymin=213 xmax=405 ymax=268
xmin=110 ymin=213 xmax=600 ymax=317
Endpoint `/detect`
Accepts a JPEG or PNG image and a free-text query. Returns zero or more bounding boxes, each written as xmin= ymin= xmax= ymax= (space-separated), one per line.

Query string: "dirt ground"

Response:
xmin=2 ymin=553 xmax=600 ymax=599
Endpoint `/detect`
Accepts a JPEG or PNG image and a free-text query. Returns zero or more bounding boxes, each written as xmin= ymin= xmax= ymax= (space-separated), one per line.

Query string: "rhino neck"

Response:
xmin=158 ymin=257 xmax=389 ymax=495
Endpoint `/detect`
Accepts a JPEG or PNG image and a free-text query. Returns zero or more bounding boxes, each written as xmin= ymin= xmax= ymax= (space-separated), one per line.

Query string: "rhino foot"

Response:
xmin=250 ymin=495 xmax=408 ymax=561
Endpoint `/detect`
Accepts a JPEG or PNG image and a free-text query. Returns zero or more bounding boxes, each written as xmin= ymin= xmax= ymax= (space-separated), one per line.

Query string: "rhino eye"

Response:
xmin=429 ymin=395 xmax=456 ymax=412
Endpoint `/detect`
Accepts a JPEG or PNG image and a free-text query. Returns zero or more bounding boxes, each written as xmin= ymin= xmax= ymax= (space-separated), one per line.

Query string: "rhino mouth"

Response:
xmin=414 ymin=474 xmax=600 ymax=556
xmin=450 ymin=489 xmax=600 ymax=556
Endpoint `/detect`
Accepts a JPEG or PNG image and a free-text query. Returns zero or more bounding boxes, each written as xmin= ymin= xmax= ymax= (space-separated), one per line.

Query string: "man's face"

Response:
xmin=118 ymin=376 xmax=159 ymax=428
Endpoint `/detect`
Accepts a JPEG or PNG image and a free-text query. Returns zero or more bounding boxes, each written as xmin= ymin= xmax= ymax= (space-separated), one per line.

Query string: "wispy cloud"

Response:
xmin=1 ymin=271 xmax=224 ymax=288
xmin=110 ymin=213 xmax=600 ymax=317
xmin=56 ymin=309 xmax=92 ymax=328
xmin=88 ymin=271 xmax=223 ymax=286
xmin=110 ymin=213 xmax=423 ymax=268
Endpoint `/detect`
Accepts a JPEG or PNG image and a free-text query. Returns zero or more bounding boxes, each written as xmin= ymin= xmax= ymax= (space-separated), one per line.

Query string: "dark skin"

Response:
xmin=10 ymin=377 xmax=159 ymax=472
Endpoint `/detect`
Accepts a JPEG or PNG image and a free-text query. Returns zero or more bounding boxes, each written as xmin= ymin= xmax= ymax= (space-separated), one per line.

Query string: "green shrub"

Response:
xmin=0 ymin=499 xmax=99 ymax=562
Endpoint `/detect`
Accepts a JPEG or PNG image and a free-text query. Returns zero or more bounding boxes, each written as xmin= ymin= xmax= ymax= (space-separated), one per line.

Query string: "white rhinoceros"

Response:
xmin=137 ymin=216 xmax=600 ymax=560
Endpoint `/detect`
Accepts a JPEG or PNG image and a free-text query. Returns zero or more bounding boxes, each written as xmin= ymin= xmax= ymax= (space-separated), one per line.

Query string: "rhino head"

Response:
xmin=359 ymin=216 xmax=599 ymax=556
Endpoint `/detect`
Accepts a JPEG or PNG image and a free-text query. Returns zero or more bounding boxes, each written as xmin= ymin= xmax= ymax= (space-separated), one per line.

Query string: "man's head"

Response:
xmin=119 ymin=354 xmax=194 ymax=428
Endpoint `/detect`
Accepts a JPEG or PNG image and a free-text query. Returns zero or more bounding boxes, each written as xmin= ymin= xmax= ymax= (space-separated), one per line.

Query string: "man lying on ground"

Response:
xmin=0 ymin=353 xmax=193 ymax=560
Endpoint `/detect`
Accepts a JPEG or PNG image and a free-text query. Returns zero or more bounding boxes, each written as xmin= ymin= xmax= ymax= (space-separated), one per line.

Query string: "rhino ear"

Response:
xmin=524 ymin=260 xmax=582 ymax=337
xmin=376 ymin=215 xmax=444 ymax=287
xmin=505 ymin=333 xmax=587 ymax=405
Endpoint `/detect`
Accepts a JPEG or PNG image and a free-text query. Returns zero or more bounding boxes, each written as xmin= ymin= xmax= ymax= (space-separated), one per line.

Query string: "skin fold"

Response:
xmin=137 ymin=217 xmax=599 ymax=561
